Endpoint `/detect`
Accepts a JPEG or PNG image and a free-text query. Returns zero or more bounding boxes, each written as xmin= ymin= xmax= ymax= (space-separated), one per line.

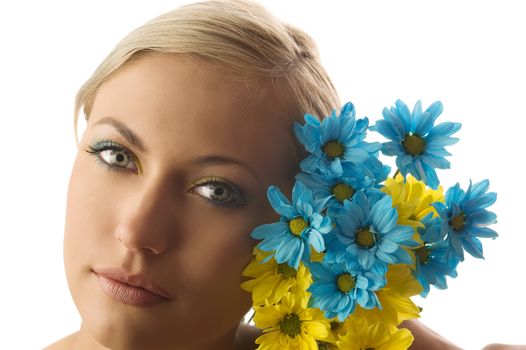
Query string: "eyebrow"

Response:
xmin=192 ymin=155 xmax=262 ymax=184
xmin=92 ymin=116 xmax=262 ymax=184
xmin=93 ymin=116 xmax=148 ymax=152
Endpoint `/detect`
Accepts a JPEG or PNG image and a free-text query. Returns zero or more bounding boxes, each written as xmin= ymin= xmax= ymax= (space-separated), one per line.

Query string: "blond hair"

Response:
xmin=73 ymin=0 xmax=341 ymax=145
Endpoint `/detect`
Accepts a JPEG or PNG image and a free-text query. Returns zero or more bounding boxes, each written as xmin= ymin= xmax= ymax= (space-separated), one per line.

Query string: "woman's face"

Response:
xmin=64 ymin=53 xmax=300 ymax=349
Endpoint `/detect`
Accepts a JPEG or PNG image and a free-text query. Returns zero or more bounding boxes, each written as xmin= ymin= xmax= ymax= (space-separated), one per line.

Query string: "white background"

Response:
xmin=0 ymin=1 xmax=524 ymax=349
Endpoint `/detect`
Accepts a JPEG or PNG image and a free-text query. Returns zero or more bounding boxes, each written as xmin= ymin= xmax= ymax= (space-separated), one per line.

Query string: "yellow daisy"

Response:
xmin=381 ymin=173 xmax=444 ymax=230
xmin=315 ymin=318 xmax=351 ymax=350
xmin=338 ymin=318 xmax=414 ymax=350
xmin=253 ymin=293 xmax=330 ymax=350
xmin=241 ymin=248 xmax=312 ymax=308
xmin=349 ymin=264 xmax=422 ymax=326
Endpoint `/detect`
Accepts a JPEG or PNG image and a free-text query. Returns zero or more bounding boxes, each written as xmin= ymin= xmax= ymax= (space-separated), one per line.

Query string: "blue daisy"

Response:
xmin=370 ymin=99 xmax=461 ymax=190
xmin=355 ymin=154 xmax=391 ymax=188
xmin=307 ymin=260 xmax=384 ymax=321
xmin=412 ymin=213 xmax=459 ymax=297
xmin=433 ymin=179 xmax=498 ymax=265
xmin=251 ymin=180 xmax=333 ymax=269
xmin=295 ymin=169 xmax=376 ymax=215
xmin=294 ymin=102 xmax=381 ymax=178
xmin=326 ymin=190 xmax=419 ymax=275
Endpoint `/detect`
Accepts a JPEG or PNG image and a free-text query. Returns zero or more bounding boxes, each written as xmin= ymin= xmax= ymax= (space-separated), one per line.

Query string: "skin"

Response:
xmin=49 ymin=53 xmax=300 ymax=350
xmin=43 ymin=52 xmax=521 ymax=350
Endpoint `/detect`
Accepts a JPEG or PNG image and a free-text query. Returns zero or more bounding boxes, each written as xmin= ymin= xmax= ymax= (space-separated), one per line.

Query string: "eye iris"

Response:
xmin=214 ymin=187 xmax=224 ymax=196
xmin=209 ymin=184 xmax=229 ymax=200
xmin=110 ymin=150 xmax=127 ymax=166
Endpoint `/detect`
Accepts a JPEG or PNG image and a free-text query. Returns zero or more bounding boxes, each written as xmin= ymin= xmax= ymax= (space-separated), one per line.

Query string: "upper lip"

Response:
xmin=92 ymin=267 xmax=173 ymax=300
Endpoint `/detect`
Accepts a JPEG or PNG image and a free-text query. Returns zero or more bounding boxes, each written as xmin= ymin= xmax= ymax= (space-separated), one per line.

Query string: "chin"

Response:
xmin=73 ymin=271 xmax=187 ymax=350
xmin=79 ymin=305 xmax=187 ymax=350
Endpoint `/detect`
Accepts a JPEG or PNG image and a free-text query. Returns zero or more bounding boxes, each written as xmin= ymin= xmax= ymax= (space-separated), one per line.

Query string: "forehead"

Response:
xmin=87 ymin=53 xmax=301 ymax=189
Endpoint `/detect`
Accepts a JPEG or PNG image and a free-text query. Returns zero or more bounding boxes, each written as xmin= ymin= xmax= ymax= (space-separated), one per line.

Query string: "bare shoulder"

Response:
xmin=236 ymin=323 xmax=262 ymax=350
xmin=42 ymin=331 xmax=78 ymax=350
xmin=482 ymin=345 xmax=526 ymax=350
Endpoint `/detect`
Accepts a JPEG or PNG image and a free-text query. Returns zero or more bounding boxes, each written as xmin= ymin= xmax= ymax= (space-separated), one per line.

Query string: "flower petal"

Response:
xmin=267 ymin=186 xmax=295 ymax=217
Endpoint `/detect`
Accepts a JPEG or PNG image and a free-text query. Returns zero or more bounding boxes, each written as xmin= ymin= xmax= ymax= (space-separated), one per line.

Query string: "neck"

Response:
xmin=70 ymin=321 xmax=242 ymax=350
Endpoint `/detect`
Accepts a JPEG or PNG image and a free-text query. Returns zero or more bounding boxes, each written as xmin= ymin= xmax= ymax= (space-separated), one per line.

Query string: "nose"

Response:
xmin=114 ymin=176 xmax=177 ymax=255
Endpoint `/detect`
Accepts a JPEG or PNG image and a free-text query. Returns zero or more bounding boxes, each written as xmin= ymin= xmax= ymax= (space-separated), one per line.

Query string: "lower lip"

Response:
xmin=94 ymin=272 xmax=169 ymax=307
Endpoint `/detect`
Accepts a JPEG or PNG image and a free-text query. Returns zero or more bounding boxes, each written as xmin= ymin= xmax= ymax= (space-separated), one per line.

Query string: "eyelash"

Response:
xmin=85 ymin=139 xmax=139 ymax=173
xmin=83 ymin=139 xmax=247 ymax=208
xmin=187 ymin=176 xmax=247 ymax=208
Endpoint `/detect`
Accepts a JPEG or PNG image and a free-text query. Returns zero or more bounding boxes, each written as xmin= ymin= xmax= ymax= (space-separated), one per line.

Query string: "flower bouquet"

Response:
xmin=240 ymin=100 xmax=498 ymax=350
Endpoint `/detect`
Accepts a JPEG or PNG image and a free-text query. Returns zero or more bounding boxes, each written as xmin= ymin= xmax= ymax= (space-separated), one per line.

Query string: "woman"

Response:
xmin=43 ymin=1 xmax=520 ymax=349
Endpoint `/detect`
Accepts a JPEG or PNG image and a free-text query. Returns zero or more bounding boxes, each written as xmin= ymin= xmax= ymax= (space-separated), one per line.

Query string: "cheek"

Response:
xmin=63 ymin=157 xmax=94 ymax=316
xmin=64 ymin=157 xmax=90 ymax=268
xmin=174 ymin=205 xmax=269 ymax=318
xmin=180 ymin=209 xmax=255 ymax=287
xmin=63 ymin=156 xmax=114 ymax=295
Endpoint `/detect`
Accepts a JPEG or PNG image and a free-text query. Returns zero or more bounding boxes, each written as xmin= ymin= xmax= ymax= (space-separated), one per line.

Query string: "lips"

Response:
xmin=92 ymin=267 xmax=173 ymax=307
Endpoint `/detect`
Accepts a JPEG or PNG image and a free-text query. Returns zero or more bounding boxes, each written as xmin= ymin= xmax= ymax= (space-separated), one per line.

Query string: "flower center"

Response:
xmin=332 ymin=183 xmax=354 ymax=202
xmin=402 ymin=134 xmax=426 ymax=156
xmin=277 ymin=263 xmax=297 ymax=278
xmin=317 ymin=341 xmax=331 ymax=350
xmin=356 ymin=227 xmax=376 ymax=248
xmin=289 ymin=217 xmax=308 ymax=236
xmin=322 ymin=140 xmax=345 ymax=159
xmin=279 ymin=313 xmax=302 ymax=337
xmin=414 ymin=245 xmax=430 ymax=264
xmin=337 ymin=273 xmax=355 ymax=293
xmin=330 ymin=321 xmax=342 ymax=332
xmin=450 ymin=213 xmax=465 ymax=231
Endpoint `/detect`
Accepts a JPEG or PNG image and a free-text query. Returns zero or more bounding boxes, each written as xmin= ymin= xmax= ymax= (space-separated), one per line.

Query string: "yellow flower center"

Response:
xmin=322 ymin=140 xmax=345 ymax=159
xmin=414 ymin=245 xmax=430 ymax=264
xmin=289 ymin=217 xmax=308 ymax=236
xmin=356 ymin=228 xmax=376 ymax=248
xmin=402 ymin=134 xmax=426 ymax=156
xmin=337 ymin=273 xmax=355 ymax=293
xmin=450 ymin=213 xmax=465 ymax=231
xmin=332 ymin=183 xmax=354 ymax=202
xmin=279 ymin=313 xmax=302 ymax=337
xmin=277 ymin=263 xmax=297 ymax=278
